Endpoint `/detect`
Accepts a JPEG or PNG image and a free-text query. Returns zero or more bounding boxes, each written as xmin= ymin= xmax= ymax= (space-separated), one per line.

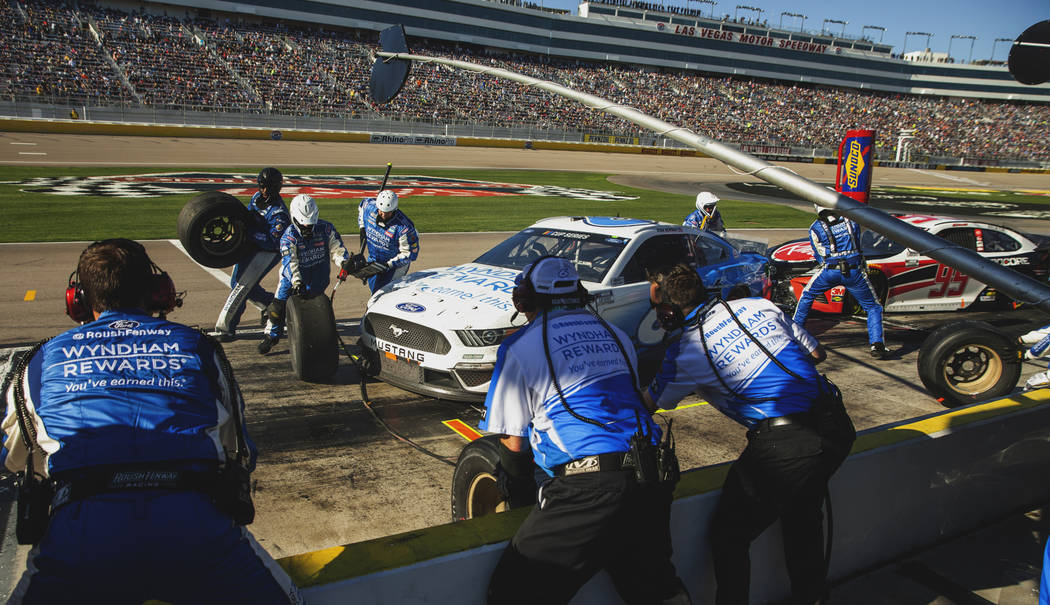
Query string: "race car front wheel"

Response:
xmin=287 ymin=294 xmax=339 ymax=382
xmin=177 ymin=192 xmax=252 ymax=268
xmin=917 ymin=320 xmax=1022 ymax=407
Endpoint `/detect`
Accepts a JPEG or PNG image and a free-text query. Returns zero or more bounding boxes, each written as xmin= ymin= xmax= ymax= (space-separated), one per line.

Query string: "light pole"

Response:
xmin=905 ymin=31 xmax=933 ymax=54
xmin=948 ymin=34 xmax=977 ymax=63
xmin=779 ymin=11 xmax=804 ymax=30
xmin=822 ymin=19 xmax=847 ymax=37
xmin=991 ymin=37 xmax=1012 ymax=61
xmin=734 ymin=4 xmax=761 ymax=22
xmin=861 ymin=25 xmax=885 ymax=43
xmin=694 ymin=0 xmax=717 ymax=19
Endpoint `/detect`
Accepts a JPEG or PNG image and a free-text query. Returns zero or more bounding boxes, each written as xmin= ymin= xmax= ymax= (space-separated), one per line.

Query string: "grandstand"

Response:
xmin=1 ymin=0 xmax=1048 ymax=167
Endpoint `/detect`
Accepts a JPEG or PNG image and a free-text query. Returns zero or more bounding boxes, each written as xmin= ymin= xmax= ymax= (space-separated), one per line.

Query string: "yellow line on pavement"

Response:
xmin=24 ymin=290 xmax=36 ymax=301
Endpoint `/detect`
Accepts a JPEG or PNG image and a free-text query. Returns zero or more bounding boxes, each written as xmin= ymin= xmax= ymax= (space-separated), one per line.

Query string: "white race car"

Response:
xmin=359 ymin=216 xmax=770 ymax=401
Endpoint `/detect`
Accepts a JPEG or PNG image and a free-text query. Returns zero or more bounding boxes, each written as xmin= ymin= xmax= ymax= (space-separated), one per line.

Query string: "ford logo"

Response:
xmin=108 ymin=319 xmax=141 ymax=330
xmin=396 ymin=302 xmax=426 ymax=313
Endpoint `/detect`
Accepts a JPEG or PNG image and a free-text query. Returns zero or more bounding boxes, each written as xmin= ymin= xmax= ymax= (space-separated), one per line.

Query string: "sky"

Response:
xmin=538 ymin=0 xmax=1047 ymax=63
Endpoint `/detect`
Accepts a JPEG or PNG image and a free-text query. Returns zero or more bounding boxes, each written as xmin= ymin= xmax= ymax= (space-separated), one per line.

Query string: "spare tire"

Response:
xmin=451 ymin=436 xmax=538 ymax=522
xmin=286 ymin=294 xmax=339 ymax=382
xmin=177 ymin=191 xmax=252 ymax=268
xmin=917 ymin=319 xmax=1022 ymax=408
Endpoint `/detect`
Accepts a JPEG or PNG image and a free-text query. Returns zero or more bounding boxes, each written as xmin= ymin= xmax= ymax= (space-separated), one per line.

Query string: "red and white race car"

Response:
xmin=768 ymin=214 xmax=1050 ymax=313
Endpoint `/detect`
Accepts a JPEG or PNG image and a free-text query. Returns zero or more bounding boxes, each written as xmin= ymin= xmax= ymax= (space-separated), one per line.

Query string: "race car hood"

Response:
xmin=366 ymin=263 xmax=519 ymax=329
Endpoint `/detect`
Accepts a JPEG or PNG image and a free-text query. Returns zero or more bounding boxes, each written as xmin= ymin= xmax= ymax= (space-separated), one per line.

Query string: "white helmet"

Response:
xmin=291 ymin=194 xmax=319 ymax=226
xmin=696 ymin=191 xmax=719 ymax=211
xmin=376 ymin=190 xmax=398 ymax=212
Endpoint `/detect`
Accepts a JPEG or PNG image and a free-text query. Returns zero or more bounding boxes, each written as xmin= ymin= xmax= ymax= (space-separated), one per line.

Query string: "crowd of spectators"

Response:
xmin=1 ymin=0 xmax=1047 ymax=163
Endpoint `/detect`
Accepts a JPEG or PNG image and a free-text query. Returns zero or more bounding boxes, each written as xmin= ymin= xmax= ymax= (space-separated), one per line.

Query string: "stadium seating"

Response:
xmin=1 ymin=0 xmax=1046 ymax=162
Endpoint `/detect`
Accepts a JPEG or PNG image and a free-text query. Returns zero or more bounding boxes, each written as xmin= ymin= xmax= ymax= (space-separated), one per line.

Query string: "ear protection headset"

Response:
xmin=65 ymin=240 xmax=183 ymax=323
xmin=651 ymin=268 xmax=706 ymax=332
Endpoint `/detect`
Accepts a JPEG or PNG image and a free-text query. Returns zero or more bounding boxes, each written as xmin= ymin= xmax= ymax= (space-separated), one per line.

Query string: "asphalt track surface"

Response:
xmin=1 ymin=133 xmax=1049 ymax=596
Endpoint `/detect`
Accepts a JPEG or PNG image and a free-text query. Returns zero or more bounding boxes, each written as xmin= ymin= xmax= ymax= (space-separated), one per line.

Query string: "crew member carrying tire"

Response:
xmin=213 ymin=167 xmax=289 ymax=341
xmin=357 ymin=190 xmax=419 ymax=293
xmin=259 ymin=194 xmax=351 ymax=355
xmin=480 ymin=256 xmax=689 ymax=605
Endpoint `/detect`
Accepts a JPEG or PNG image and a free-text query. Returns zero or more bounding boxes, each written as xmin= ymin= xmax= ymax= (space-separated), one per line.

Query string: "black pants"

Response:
xmin=712 ymin=401 xmax=856 ymax=605
xmin=488 ymin=470 xmax=690 ymax=605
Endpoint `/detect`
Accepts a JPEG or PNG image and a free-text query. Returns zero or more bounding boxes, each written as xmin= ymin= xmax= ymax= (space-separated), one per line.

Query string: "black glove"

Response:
xmin=496 ymin=442 xmax=537 ymax=509
xmin=292 ymin=283 xmax=307 ymax=297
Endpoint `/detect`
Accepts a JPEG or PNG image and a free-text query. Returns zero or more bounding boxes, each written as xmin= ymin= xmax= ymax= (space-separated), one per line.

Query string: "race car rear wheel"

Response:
xmin=451 ymin=436 xmax=510 ymax=522
xmin=917 ymin=320 xmax=1022 ymax=407
xmin=177 ymin=191 xmax=252 ymax=268
xmin=287 ymin=294 xmax=339 ymax=382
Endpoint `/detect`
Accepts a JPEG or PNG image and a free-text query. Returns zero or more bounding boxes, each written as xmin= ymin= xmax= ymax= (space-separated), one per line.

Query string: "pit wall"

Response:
xmin=2 ymin=118 xmax=1046 ymax=173
xmin=280 ymin=389 xmax=1050 ymax=604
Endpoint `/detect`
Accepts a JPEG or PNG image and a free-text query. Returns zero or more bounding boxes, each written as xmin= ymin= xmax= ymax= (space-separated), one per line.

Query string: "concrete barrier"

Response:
xmin=280 ymin=389 xmax=1050 ymax=603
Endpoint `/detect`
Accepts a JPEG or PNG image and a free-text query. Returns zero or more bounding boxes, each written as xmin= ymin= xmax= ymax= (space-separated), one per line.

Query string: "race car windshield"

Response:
xmin=474 ymin=228 xmax=630 ymax=283
xmin=860 ymin=230 xmax=907 ymax=257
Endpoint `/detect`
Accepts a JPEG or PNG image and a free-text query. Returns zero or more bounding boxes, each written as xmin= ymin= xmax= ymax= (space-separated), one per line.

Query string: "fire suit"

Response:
xmin=264 ymin=219 xmax=350 ymax=340
xmin=480 ymin=308 xmax=688 ymax=604
xmin=648 ymin=297 xmax=855 ymax=604
xmin=1023 ymin=323 xmax=1050 ymax=390
xmin=793 ymin=215 xmax=884 ymax=346
xmin=1 ymin=310 xmax=302 ymax=604
xmin=358 ymin=197 xmax=419 ymax=293
xmin=215 ymin=191 xmax=289 ymax=334
xmin=683 ymin=207 xmax=726 ymax=238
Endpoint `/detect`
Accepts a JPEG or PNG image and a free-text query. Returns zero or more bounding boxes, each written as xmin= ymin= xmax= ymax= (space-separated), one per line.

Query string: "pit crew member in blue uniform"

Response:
xmin=793 ymin=207 xmax=887 ymax=358
xmin=2 ymin=239 xmax=302 ymax=604
xmin=683 ymin=191 xmax=726 ymax=238
xmin=358 ymin=190 xmax=419 ymax=293
xmin=259 ymin=194 xmax=351 ymax=355
xmin=645 ymin=264 xmax=855 ymax=605
xmin=1021 ymin=323 xmax=1050 ymax=390
xmin=213 ymin=167 xmax=289 ymax=341
xmin=480 ymin=256 xmax=690 ymax=605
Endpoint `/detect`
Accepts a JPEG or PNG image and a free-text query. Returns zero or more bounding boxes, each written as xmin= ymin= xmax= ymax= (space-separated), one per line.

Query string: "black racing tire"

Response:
xmin=451 ymin=436 xmax=512 ymax=522
xmin=917 ymin=320 xmax=1022 ymax=408
xmin=177 ymin=191 xmax=253 ymax=268
xmin=286 ymin=294 xmax=339 ymax=382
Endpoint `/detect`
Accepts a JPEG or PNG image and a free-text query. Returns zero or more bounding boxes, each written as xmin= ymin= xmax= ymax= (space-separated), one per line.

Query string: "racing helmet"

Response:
xmin=696 ymin=191 xmax=719 ymax=212
xmin=291 ymin=194 xmax=319 ymax=237
xmin=257 ymin=167 xmax=283 ymax=199
xmin=814 ymin=204 xmax=837 ymax=220
xmin=376 ymin=190 xmax=399 ymax=213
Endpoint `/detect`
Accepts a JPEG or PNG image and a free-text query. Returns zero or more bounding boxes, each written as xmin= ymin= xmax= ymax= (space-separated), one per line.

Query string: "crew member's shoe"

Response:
xmin=258 ymin=336 xmax=278 ymax=355
xmin=870 ymin=342 xmax=888 ymax=359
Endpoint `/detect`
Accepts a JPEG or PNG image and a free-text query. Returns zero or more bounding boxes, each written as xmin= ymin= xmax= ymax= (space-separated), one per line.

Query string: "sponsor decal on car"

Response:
xmin=395 ymin=302 xmax=426 ymax=313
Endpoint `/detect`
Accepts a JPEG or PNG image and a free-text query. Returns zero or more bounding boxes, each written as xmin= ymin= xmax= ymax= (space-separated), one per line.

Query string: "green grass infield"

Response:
xmin=0 ymin=166 xmax=1046 ymax=243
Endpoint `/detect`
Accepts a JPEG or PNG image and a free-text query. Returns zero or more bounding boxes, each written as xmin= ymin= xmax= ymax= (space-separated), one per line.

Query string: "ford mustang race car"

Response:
xmin=768 ymin=214 xmax=1050 ymax=314
xmin=359 ymin=216 xmax=771 ymax=401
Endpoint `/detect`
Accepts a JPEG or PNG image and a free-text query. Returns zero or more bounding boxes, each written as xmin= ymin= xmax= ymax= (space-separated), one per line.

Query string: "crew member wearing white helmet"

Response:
xmin=683 ymin=191 xmax=726 ymax=238
xmin=259 ymin=194 xmax=350 ymax=355
xmin=357 ymin=190 xmax=419 ymax=293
